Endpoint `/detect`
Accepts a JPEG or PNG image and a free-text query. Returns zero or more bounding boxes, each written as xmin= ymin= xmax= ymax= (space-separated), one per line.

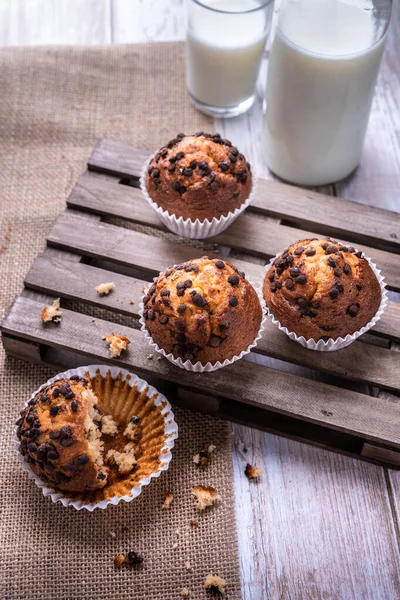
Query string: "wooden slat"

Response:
xmin=23 ymin=253 xmax=400 ymax=393
xmin=68 ymin=173 xmax=400 ymax=291
xmin=25 ymin=252 xmax=400 ymax=342
xmin=47 ymin=209 xmax=261 ymax=280
xmin=2 ymin=295 xmax=400 ymax=450
xmin=87 ymin=138 xmax=400 ymax=252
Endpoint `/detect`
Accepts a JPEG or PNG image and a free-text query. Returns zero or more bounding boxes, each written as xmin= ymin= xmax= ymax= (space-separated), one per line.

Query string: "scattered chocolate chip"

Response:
xmin=65 ymin=391 xmax=74 ymax=400
xmin=176 ymin=333 xmax=186 ymax=344
xmin=60 ymin=437 xmax=73 ymax=447
xmin=182 ymin=168 xmax=193 ymax=177
xmin=321 ymin=325 xmax=334 ymax=331
xmin=348 ymin=246 xmax=356 ymax=253
xmin=326 ymin=245 xmax=338 ymax=254
xmin=219 ymin=162 xmax=229 ymax=172
xmin=77 ymin=454 xmax=89 ymax=465
xmin=49 ymin=430 xmax=60 ymax=440
xmin=190 ymin=160 xmax=197 ymax=169
xmin=130 ymin=416 xmax=140 ymax=424
xmin=26 ymin=413 xmax=34 ymax=424
xmin=297 ymin=298 xmax=308 ymax=308
xmin=127 ymin=552 xmax=144 ymax=565
xmin=321 ymin=242 xmax=329 ymax=250
xmin=355 ymin=251 xmax=363 ymax=258
xmin=339 ymin=245 xmax=348 ymax=252
xmin=167 ymin=163 xmax=175 ymax=172
xmin=270 ymin=282 xmax=278 ymax=292
xmin=240 ymin=172 xmax=248 ymax=183
xmin=229 ymin=154 xmax=237 ymax=163
xmin=177 ymin=304 xmax=187 ymax=314
xmin=290 ymin=267 xmax=300 ymax=278
xmin=60 ymin=427 xmax=72 ymax=438
xmin=50 ymin=406 xmax=59 ymax=417
xmin=176 ymin=152 xmax=184 ymax=160
xmin=147 ymin=309 xmax=156 ymax=321
xmin=330 ymin=288 xmax=340 ymax=299
xmin=327 ymin=256 xmax=336 ymax=268
xmin=233 ymin=191 xmax=240 ymax=199
xmin=231 ymin=147 xmax=239 ymax=156
xmin=52 ymin=388 xmax=60 ymax=399
xmin=310 ymin=301 xmax=320 ymax=309
xmin=176 ymin=319 xmax=185 ymax=332
xmin=294 ymin=246 xmax=304 ymax=256
xmin=192 ymin=293 xmax=207 ymax=308
xmin=305 ymin=248 xmax=316 ymax=256
xmin=343 ymin=263 xmax=352 ymax=275
xmin=159 ymin=314 xmax=169 ymax=324
xmin=47 ymin=450 xmax=59 ymax=461
xmin=198 ymin=160 xmax=208 ymax=171
xmin=334 ymin=268 xmax=342 ymax=277
xmin=169 ymin=156 xmax=177 ymax=163
xmin=268 ymin=272 xmax=275 ymax=282
xmin=210 ymin=181 xmax=219 ymax=192
xmin=40 ymin=394 xmax=50 ymax=403
xmin=228 ymin=275 xmax=240 ymax=286
xmin=347 ymin=304 xmax=359 ymax=316
xmin=285 ymin=278 xmax=294 ymax=289
xmin=215 ymin=260 xmax=225 ymax=269
xmin=210 ymin=335 xmax=222 ymax=347
xmin=296 ymin=275 xmax=307 ymax=284
xmin=70 ymin=400 xmax=78 ymax=413
xmin=229 ymin=296 xmax=238 ymax=307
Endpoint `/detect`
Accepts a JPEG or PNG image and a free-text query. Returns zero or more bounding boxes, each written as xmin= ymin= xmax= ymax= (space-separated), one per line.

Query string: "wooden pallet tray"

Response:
xmin=2 ymin=138 xmax=400 ymax=468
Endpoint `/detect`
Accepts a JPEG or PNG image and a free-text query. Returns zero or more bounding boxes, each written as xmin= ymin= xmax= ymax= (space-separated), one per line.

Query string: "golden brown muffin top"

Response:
xmin=143 ymin=256 xmax=262 ymax=364
xmin=263 ymin=238 xmax=382 ymax=342
xmin=145 ymin=133 xmax=252 ymax=221
xmin=16 ymin=376 xmax=107 ymax=493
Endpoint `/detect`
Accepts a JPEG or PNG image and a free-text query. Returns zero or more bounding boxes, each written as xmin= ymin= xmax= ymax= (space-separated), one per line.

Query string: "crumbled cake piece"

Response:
xmin=192 ymin=485 xmax=219 ymax=511
xmin=114 ymin=551 xmax=144 ymax=567
xmin=190 ymin=520 xmax=199 ymax=528
xmin=109 ymin=531 xmax=116 ymax=539
xmin=245 ymin=463 xmax=262 ymax=480
xmin=162 ymin=491 xmax=173 ymax=509
xmin=41 ymin=298 xmax=62 ymax=324
xmin=106 ymin=448 xmax=136 ymax=475
xmin=172 ymin=541 xmax=178 ymax=549
xmin=101 ymin=414 xmax=119 ymax=436
xmin=193 ymin=443 xmax=216 ymax=467
xmin=124 ymin=419 xmax=140 ymax=442
xmin=204 ymin=574 xmax=227 ymax=595
xmin=129 ymin=300 xmax=135 ymax=305
xmin=103 ymin=333 xmax=130 ymax=358
xmin=147 ymin=353 xmax=154 ymax=360
xmin=185 ymin=561 xmax=191 ymax=570
xmin=180 ymin=589 xmax=190 ymax=597
xmin=95 ymin=282 xmax=115 ymax=296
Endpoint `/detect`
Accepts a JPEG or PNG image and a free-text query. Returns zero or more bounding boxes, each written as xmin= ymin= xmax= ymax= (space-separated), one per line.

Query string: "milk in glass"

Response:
xmin=265 ymin=0 xmax=387 ymax=185
xmin=187 ymin=0 xmax=268 ymax=111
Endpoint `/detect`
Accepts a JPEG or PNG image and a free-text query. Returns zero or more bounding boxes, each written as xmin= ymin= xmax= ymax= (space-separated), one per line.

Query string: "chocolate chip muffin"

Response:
xmin=145 ymin=133 xmax=252 ymax=221
xmin=16 ymin=375 xmax=140 ymax=494
xmin=263 ymin=238 xmax=382 ymax=342
xmin=142 ymin=256 xmax=262 ymax=364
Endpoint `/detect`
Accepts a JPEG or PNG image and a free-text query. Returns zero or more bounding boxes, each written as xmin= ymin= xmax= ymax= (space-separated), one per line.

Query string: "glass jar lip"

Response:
xmin=191 ymin=0 xmax=274 ymax=14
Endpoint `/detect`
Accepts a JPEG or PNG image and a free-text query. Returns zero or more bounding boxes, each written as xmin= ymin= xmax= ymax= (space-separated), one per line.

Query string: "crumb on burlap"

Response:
xmin=245 ymin=463 xmax=262 ymax=480
xmin=103 ymin=333 xmax=130 ymax=358
xmin=190 ymin=519 xmax=199 ymax=528
xmin=185 ymin=561 xmax=191 ymax=570
xmin=109 ymin=531 xmax=116 ymax=539
xmin=172 ymin=541 xmax=178 ymax=550
xmin=114 ymin=551 xmax=143 ymax=568
xmin=192 ymin=485 xmax=219 ymax=511
xmin=204 ymin=574 xmax=227 ymax=595
xmin=180 ymin=588 xmax=190 ymax=597
xmin=193 ymin=443 xmax=216 ymax=467
xmin=162 ymin=491 xmax=174 ymax=509
xmin=41 ymin=298 xmax=62 ymax=324
xmin=95 ymin=282 xmax=115 ymax=296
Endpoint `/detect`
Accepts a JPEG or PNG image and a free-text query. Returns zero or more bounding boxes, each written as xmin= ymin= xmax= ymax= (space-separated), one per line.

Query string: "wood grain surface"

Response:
xmin=1 ymin=1 xmax=399 ymax=599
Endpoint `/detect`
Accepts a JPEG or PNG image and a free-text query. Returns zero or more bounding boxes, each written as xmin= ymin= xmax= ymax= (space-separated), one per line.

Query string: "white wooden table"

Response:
xmin=1 ymin=1 xmax=399 ymax=598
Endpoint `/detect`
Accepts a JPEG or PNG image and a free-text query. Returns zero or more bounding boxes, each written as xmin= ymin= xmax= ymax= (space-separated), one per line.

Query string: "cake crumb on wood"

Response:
xmin=129 ymin=300 xmax=135 ymax=304
xmin=95 ymin=282 xmax=115 ymax=296
xmin=245 ymin=463 xmax=262 ymax=480
xmin=162 ymin=491 xmax=173 ymax=509
xmin=103 ymin=333 xmax=130 ymax=358
xmin=192 ymin=485 xmax=219 ymax=511
xmin=204 ymin=574 xmax=227 ymax=595
xmin=41 ymin=298 xmax=62 ymax=324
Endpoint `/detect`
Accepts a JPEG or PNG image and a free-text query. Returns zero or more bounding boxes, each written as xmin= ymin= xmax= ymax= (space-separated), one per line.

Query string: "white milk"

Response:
xmin=264 ymin=0 xmax=386 ymax=185
xmin=186 ymin=0 xmax=268 ymax=108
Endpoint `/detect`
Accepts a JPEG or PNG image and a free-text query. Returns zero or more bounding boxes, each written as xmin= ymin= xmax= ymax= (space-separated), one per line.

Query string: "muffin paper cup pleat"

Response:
xmin=139 ymin=153 xmax=257 ymax=239
xmin=14 ymin=365 xmax=178 ymax=511
xmin=139 ymin=270 xmax=266 ymax=372
xmin=261 ymin=250 xmax=388 ymax=352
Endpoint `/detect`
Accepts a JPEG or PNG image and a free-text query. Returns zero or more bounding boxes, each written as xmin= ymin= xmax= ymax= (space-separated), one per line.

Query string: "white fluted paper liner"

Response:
xmin=139 ymin=271 xmax=266 ymax=372
xmin=15 ymin=365 xmax=178 ymax=511
xmin=139 ymin=152 xmax=257 ymax=239
xmin=262 ymin=249 xmax=388 ymax=352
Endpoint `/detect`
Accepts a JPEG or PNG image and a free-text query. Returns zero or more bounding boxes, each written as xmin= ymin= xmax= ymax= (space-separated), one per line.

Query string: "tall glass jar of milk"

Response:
xmin=186 ymin=0 xmax=274 ymax=118
xmin=264 ymin=0 xmax=392 ymax=186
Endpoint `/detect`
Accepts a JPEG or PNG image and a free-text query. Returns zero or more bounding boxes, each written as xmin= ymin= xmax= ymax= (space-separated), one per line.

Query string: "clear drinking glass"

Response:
xmin=186 ymin=0 xmax=274 ymax=118
xmin=264 ymin=0 xmax=392 ymax=186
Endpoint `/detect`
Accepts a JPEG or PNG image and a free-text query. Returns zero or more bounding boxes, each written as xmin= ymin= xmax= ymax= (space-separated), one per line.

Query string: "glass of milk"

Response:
xmin=186 ymin=0 xmax=274 ymax=118
xmin=264 ymin=0 xmax=392 ymax=186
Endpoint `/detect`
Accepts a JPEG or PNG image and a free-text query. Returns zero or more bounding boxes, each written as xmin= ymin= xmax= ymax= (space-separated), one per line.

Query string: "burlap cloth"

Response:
xmin=0 ymin=44 xmax=241 ymax=600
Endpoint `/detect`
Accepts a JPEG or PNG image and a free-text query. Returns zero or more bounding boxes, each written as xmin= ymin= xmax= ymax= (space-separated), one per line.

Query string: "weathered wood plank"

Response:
xmin=86 ymin=139 xmax=400 ymax=252
xmin=111 ymin=0 xmax=186 ymax=43
xmin=46 ymin=209 xmax=261 ymax=280
xmin=25 ymin=252 xmax=400 ymax=342
xmin=23 ymin=253 xmax=400 ymax=393
xmin=2 ymin=295 xmax=400 ymax=449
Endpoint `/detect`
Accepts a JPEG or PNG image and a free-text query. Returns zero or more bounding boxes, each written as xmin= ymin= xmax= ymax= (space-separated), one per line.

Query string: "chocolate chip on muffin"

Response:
xmin=263 ymin=238 xmax=382 ymax=342
xmin=142 ymin=257 xmax=262 ymax=365
xmin=145 ymin=134 xmax=252 ymax=221
xmin=41 ymin=298 xmax=62 ymax=324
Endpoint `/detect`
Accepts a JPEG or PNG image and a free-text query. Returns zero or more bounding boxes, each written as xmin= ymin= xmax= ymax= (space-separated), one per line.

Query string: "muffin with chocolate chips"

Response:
xmin=144 ymin=133 xmax=252 ymax=224
xmin=263 ymin=238 xmax=384 ymax=346
xmin=16 ymin=369 xmax=176 ymax=504
xmin=142 ymin=256 xmax=263 ymax=367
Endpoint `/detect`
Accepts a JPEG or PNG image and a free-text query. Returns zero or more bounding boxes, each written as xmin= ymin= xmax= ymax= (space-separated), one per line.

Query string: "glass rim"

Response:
xmin=190 ymin=0 xmax=274 ymax=15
